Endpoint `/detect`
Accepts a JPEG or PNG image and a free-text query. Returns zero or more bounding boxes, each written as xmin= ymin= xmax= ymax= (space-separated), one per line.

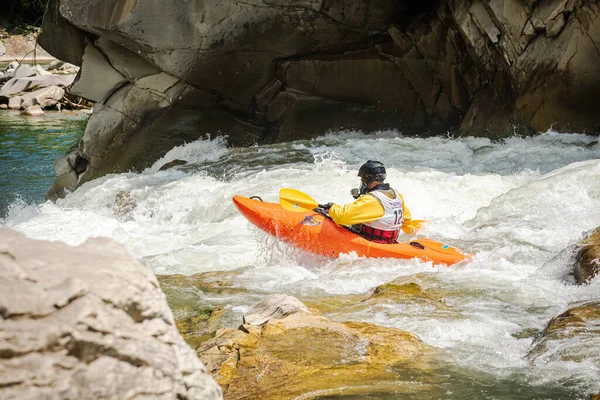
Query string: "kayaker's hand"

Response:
xmin=319 ymin=202 xmax=334 ymax=210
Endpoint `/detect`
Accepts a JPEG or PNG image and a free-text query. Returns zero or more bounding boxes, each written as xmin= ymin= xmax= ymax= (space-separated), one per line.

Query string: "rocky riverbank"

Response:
xmin=0 ymin=60 xmax=82 ymax=116
xmin=0 ymin=31 xmax=89 ymax=116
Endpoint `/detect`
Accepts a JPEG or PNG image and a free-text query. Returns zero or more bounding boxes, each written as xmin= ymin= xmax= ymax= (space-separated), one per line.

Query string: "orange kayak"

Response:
xmin=233 ymin=195 xmax=471 ymax=266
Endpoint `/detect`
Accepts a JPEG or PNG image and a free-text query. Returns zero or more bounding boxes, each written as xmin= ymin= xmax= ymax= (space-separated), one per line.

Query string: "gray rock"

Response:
xmin=0 ymin=39 xmax=6 ymax=56
xmin=0 ymin=228 xmax=223 ymax=400
xmin=4 ymin=61 xmax=20 ymax=72
xmin=243 ymin=294 xmax=312 ymax=326
xmin=0 ymin=75 xmax=75 ymax=99
xmin=0 ymin=70 xmax=15 ymax=85
xmin=0 ymin=78 xmax=31 ymax=99
xmin=8 ymin=96 xmax=21 ymax=110
xmin=14 ymin=64 xmax=36 ymax=79
xmin=70 ymin=42 xmax=127 ymax=102
xmin=18 ymin=86 xmax=65 ymax=109
xmin=38 ymin=0 xmax=87 ymax=66
xmin=21 ymin=105 xmax=45 ymax=116
xmin=96 ymin=37 xmax=161 ymax=80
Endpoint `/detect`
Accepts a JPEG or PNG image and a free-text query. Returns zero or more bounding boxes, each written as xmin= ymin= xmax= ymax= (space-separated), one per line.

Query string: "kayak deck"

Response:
xmin=233 ymin=195 xmax=471 ymax=266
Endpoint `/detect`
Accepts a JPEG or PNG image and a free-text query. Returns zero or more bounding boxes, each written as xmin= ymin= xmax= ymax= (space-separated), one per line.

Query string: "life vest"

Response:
xmin=360 ymin=187 xmax=403 ymax=244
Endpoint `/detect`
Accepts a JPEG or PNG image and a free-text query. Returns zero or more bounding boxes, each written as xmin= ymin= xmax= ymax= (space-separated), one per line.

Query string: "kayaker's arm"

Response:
xmin=328 ymin=195 xmax=385 ymax=226
xmin=399 ymin=193 xmax=412 ymax=229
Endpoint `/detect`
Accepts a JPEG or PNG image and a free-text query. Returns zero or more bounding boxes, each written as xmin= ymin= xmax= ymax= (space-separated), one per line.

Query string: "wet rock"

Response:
xmin=243 ymin=294 xmax=312 ymax=326
xmin=0 ymin=104 xmax=7 ymax=110
xmin=527 ymin=300 xmax=600 ymax=365
xmin=574 ymin=227 xmax=600 ymax=284
xmin=21 ymin=105 xmax=45 ymax=116
xmin=46 ymin=154 xmax=80 ymax=200
xmin=158 ymin=273 xmax=247 ymax=349
xmin=176 ymin=307 xmax=227 ymax=350
xmin=197 ymin=294 xmax=433 ymax=398
xmin=0 ymin=228 xmax=222 ymax=400
xmin=159 ymin=159 xmax=187 ymax=171
xmin=112 ymin=190 xmax=137 ymax=218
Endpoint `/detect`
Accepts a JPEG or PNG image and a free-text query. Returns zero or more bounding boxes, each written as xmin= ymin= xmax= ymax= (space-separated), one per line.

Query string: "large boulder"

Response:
xmin=0 ymin=228 xmax=222 ymax=400
xmin=9 ymin=86 xmax=65 ymax=110
xmin=197 ymin=294 xmax=434 ymax=398
xmin=39 ymin=0 xmax=600 ymax=197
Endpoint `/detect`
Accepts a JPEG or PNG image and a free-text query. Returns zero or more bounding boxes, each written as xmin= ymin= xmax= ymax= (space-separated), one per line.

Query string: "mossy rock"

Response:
xmin=158 ymin=272 xmax=246 ymax=319
xmin=197 ymin=293 xmax=437 ymax=399
xmin=158 ymin=272 xmax=246 ymax=348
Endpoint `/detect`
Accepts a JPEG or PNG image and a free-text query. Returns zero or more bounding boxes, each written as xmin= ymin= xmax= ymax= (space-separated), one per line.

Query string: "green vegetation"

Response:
xmin=0 ymin=0 xmax=50 ymax=33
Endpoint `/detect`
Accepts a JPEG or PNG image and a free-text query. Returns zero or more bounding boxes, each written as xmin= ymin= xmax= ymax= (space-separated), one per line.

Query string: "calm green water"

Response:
xmin=0 ymin=111 xmax=86 ymax=217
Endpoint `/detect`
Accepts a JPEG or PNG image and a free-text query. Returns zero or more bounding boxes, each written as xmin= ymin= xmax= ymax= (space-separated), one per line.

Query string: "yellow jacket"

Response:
xmin=329 ymin=191 xmax=412 ymax=228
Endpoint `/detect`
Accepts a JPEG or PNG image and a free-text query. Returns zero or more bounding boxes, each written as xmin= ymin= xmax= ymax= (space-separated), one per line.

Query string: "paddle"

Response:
xmin=279 ymin=188 xmax=427 ymax=234
xmin=279 ymin=188 xmax=322 ymax=212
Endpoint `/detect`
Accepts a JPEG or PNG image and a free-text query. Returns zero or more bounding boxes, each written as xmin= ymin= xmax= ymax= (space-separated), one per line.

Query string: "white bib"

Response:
xmin=363 ymin=189 xmax=403 ymax=231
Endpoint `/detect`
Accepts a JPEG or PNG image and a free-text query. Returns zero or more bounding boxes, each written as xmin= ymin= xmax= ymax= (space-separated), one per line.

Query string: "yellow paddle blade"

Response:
xmin=280 ymin=188 xmax=319 ymax=212
xmin=402 ymin=219 xmax=427 ymax=234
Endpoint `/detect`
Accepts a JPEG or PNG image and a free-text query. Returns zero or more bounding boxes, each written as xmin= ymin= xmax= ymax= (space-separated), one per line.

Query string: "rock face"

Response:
xmin=0 ymin=228 xmax=222 ymax=400
xmin=40 ymin=0 xmax=600 ymax=198
xmin=574 ymin=227 xmax=600 ymax=284
xmin=197 ymin=294 xmax=433 ymax=398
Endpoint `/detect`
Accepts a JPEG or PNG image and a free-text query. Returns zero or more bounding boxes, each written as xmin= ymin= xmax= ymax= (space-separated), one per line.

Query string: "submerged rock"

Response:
xmin=159 ymin=159 xmax=187 ymax=171
xmin=527 ymin=300 xmax=600 ymax=366
xmin=574 ymin=227 xmax=600 ymax=284
xmin=197 ymin=294 xmax=434 ymax=398
xmin=158 ymin=273 xmax=248 ymax=349
xmin=0 ymin=228 xmax=222 ymax=400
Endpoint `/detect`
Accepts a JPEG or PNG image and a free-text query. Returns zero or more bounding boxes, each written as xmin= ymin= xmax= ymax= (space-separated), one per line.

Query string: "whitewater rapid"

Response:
xmin=3 ymin=130 xmax=600 ymax=396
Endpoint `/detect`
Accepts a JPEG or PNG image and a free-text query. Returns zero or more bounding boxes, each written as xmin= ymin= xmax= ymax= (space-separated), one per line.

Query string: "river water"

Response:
xmin=2 ymin=120 xmax=600 ymax=398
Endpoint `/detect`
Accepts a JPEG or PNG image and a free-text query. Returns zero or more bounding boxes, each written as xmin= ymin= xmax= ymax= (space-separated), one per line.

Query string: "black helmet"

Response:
xmin=358 ymin=160 xmax=386 ymax=183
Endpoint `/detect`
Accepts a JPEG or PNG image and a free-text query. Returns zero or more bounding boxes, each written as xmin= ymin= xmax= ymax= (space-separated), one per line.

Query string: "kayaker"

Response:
xmin=320 ymin=160 xmax=412 ymax=244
